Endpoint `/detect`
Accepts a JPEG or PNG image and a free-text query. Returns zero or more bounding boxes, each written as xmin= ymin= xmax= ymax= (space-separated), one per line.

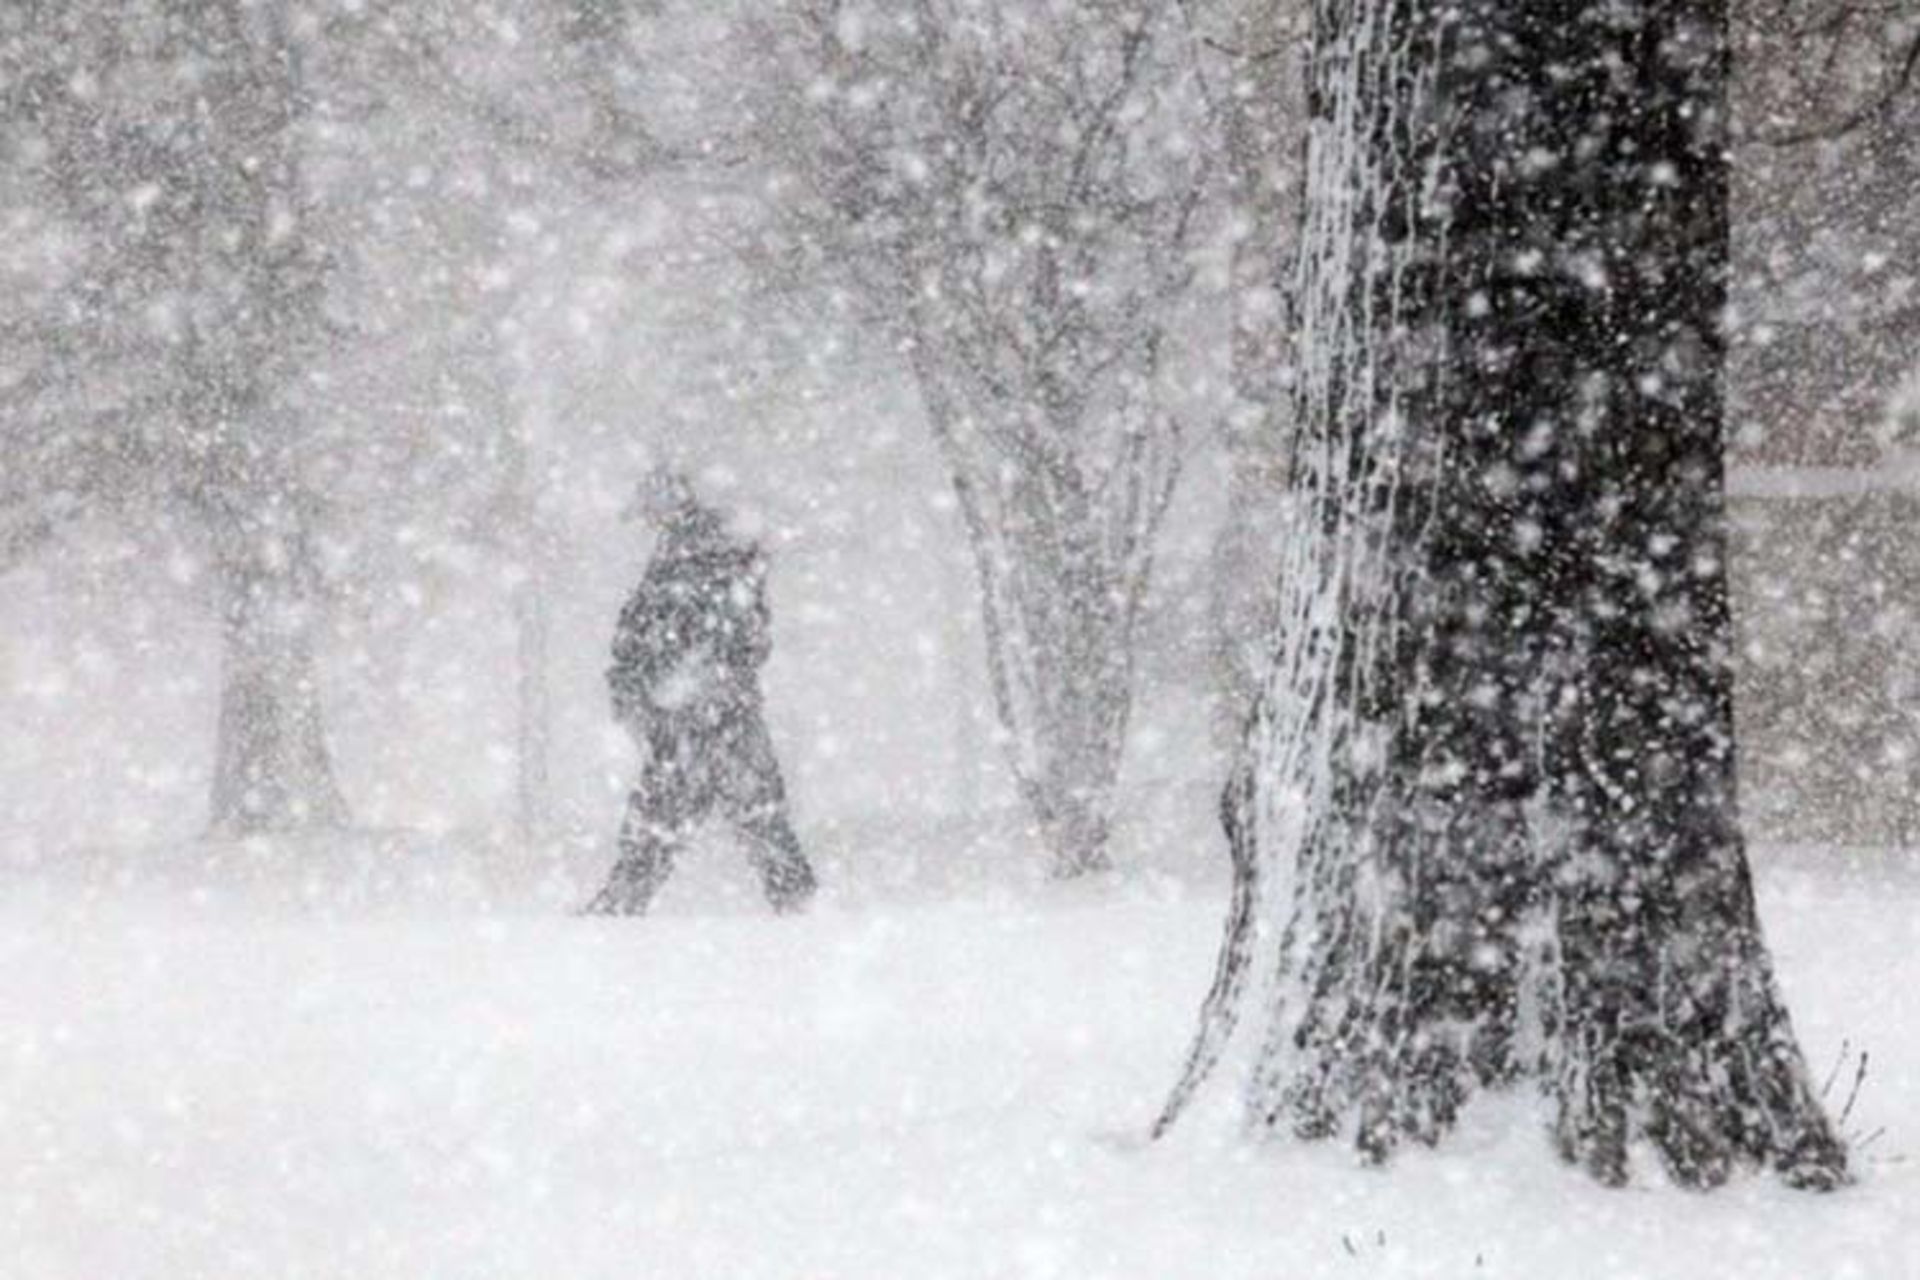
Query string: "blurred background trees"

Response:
xmin=735 ymin=0 xmax=1212 ymax=876
xmin=2 ymin=0 xmax=1917 ymax=862
xmin=2 ymin=0 xmax=345 ymax=834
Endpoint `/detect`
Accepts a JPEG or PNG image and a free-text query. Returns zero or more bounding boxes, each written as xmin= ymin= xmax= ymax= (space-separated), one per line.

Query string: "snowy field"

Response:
xmin=1 ymin=831 xmax=1912 ymax=1280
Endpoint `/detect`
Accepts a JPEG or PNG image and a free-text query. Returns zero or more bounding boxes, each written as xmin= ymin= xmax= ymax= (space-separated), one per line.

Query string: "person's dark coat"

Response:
xmin=607 ymin=501 xmax=772 ymax=746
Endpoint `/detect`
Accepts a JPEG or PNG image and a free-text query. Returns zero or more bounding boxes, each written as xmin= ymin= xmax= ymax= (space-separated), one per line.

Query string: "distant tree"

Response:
xmin=741 ymin=0 xmax=1208 ymax=876
xmin=1 ymin=0 xmax=347 ymax=835
xmin=1 ymin=0 xmax=698 ymax=842
xmin=1160 ymin=0 xmax=1850 ymax=1189
xmin=321 ymin=0 xmax=685 ymax=843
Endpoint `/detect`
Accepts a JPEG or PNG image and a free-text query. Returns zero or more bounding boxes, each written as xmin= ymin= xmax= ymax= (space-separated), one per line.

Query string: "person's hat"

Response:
xmin=621 ymin=465 xmax=695 ymax=524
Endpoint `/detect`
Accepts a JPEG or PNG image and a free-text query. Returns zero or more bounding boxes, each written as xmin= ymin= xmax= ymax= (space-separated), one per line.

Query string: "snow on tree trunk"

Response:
xmin=209 ymin=527 xmax=347 ymax=837
xmin=1162 ymin=0 xmax=1849 ymax=1190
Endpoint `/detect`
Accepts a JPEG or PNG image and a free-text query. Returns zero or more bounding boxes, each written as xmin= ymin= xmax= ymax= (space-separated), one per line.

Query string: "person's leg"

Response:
xmin=582 ymin=795 xmax=682 ymax=915
xmin=738 ymin=802 xmax=816 ymax=913
xmin=584 ymin=748 xmax=706 ymax=915
xmin=721 ymin=717 xmax=817 ymax=913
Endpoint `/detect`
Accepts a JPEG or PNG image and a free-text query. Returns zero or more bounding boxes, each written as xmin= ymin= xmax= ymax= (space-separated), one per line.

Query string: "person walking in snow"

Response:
xmin=584 ymin=468 xmax=817 ymax=916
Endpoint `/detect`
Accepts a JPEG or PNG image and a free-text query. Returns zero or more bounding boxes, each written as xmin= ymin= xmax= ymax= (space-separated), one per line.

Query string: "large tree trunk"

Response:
xmin=1164 ymin=0 xmax=1848 ymax=1190
xmin=209 ymin=531 xmax=347 ymax=837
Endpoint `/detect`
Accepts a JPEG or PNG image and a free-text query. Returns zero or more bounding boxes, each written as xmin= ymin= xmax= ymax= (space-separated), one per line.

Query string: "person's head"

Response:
xmin=620 ymin=465 xmax=697 ymax=527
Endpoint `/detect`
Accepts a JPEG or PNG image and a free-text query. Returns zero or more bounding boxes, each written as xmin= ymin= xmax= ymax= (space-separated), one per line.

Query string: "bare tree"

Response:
xmin=741 ymin=0 xmax=1208 ymax=875
xmin=2 ymin=0 xmax=347 ymax=835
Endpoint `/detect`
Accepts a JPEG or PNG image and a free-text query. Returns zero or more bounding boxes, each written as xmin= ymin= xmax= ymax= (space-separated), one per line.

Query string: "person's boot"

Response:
xmin=580 ymin=858 xmax=662 ymax=916
xmin=764 ymin=858 xmax=817 ymax=915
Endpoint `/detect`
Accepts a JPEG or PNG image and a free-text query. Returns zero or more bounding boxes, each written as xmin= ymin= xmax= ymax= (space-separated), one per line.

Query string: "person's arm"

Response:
xmin=607 ymin=592 xmax=658 ymax=722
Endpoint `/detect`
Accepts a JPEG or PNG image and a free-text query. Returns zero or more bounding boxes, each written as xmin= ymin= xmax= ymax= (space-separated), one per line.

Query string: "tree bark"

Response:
xmin=1166 ymin=0 xmax=1849 ymax=1190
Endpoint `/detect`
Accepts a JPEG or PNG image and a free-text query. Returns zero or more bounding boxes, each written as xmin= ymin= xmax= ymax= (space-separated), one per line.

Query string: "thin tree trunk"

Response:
xmin=512 ymin=565 xmax=552 ymax=844
xmin=209 ymin=537 xmax=347 ymax=837
xmin=943 ymin=539 xmax=986 ymax=818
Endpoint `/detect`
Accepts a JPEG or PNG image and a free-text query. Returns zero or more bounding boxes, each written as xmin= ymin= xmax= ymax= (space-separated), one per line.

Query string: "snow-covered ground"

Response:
xmin=1 ymin=832 xmax=1912 ymax=1280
